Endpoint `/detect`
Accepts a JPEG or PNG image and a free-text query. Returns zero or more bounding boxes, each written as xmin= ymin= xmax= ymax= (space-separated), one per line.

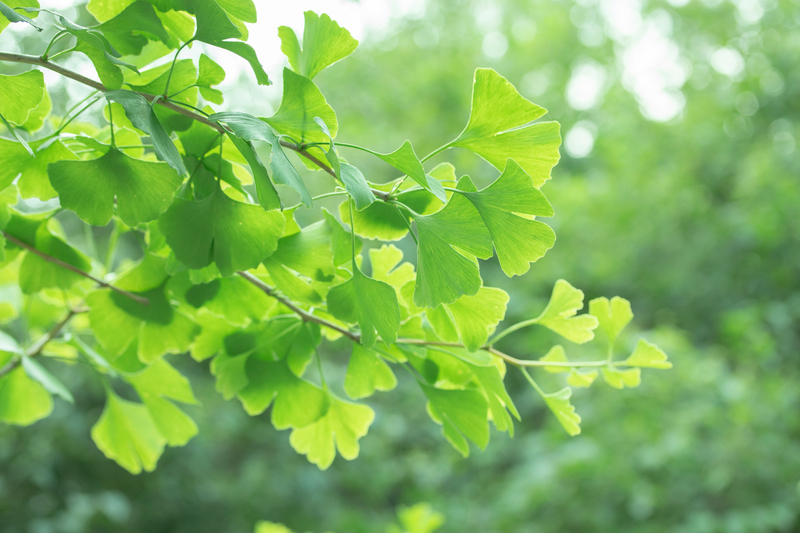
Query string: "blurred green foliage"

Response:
xmin=1 ymin=0 xmax=799 ymax=531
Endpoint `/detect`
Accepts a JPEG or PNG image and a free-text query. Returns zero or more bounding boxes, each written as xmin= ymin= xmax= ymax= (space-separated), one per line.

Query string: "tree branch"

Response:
xmin=0 ymin=307 xmax=86 ymax=379
xmin=3 ymin=231 xmax=149 ymax=305
xmin=237 ymin=271 xmax=360 ymax=342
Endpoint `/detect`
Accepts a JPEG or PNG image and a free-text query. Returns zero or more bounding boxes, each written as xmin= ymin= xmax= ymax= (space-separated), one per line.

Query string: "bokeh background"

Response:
xmin=1 ymin=0 xmax=799 ymax=531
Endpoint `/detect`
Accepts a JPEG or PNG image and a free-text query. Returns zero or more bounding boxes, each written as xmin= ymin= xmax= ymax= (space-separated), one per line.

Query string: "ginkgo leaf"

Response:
xmin=0 ymin=70 xmax=44 ymax=125
xmin=589 ymin=296 xmax=633 ymax=348
xmin=426 ymin=287 xmax=509 ymax=351
xmin=49 ymin=147 xmax=183 ymax=227
xmin=126 ymin=358 xmax=199 ymax=446
xmin=567 ymin=370 xmax=598 ymax=388
xmin=270 ymin=218 xmax=336 ymax=281
xmin=0 ymin=1 xmax=41 ymax=33
xmin=0 ymin=138 xmax=74 ymax=200
xmin=0 ymin=366 xmax=53 ymax=426
xmin=171 ymin=273 xmax=275 ymax=326
xmin=95 ymin=0 xmax=170 ymax=56
xmin=197 ymin=54 xmax=226 ymax=103
xmin=534 ymin=280 xmax=599 ymax=344
xmin=237 ymin=358 xmax=328 ymax=429
xmin=205 ymin=40 xmax=270 ymax=85
xmin=158 ymin=183 xmax=285 ymax=276
xmin=339 ymin=163 xmax=375 ymax=210
xmin=601 ymin=367 xmax=641 ymax=389
xmin=541 ymin=387 xmax=581 ymax=436
xmin=344 ymin=343 xmax=397 ymax=399
xmin=625 ymin=339 xmax=672 ymax=369
xmin=91 ymin=390 xmax=166 ymax=474
xmin=73 ymin=39 xmax=123 ymax=89
xmin=263 ymin=68 xmax=337 ymax=144
xmin=538 ymin=345 xmax=570 ymax=374
xmin=322 ymin=208 xmax=362 ymax=266
xmin=471 ymin=363 xmax=519 ymax=436
xmin=263 ymin=259 xmax=322 ymax=306
xmin=226 ymin=134 xmax=281 ymax=211
xmin=104 ymin=90 xmax=186 ymax=175
xmin=451 ymin=68 xmax=561 ymax=187
xmin=412 ymin=177 xmax=493 ymax=309
xmin=211 ymin=112 xmax=313 ymax=208
xmin=458 ymin=159 xmax=555 ymax=277
xmin=327 ymin=266 xmax=400 ymax=349
xmin=278 ymin=10 xmax=358 ymax=79
xmin=289 ymin=392 xmax=374 ymax=470
xmin=423 ymin=384 xmax=489 ymax=457
xmin=19 ymin=89 xmax=50 ymax=133
xmin=374 ymin=141 xmax=446 ymax=202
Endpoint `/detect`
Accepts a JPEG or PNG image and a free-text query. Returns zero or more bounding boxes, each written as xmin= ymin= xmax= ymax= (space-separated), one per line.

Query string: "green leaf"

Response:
xmin=538 ymin=345 xmax=570 ymax=373
xmin=270 ymin=219 xmax=336 ymax=281
xmin=197 ymin=53 xmax=226 ymax=87
xmin=237 ymin=358 xmax=328 ymax=429
xmin=427 ymin=287 xmax=509 ymax=352
xmin=458 ymin=159 xmax=555 ymax=277
xmin=49 ymin=147 xmax=182 ymax=227
xmin=394 ymin=503 xmax=446 ymax=533
xmin=263 ymin=259 xmax=321 ymax=306
xmin=73 ymin=39 xmax=123 ymax=89
xmin=534 ymin=280 xmax=599 ymax=344
xmin=104 ymin=90 xmax=186 ymax=175
xmin=21 ymin=356 xmax=73 ymax=403
xmin=589 ymin=296 xmax=633 ymax=348
xmin=412 ymin=177 xmax=493 ymax=308
xmin=0 ymin=0 xmax=42 ymax=32
xmin=264 ymin=69 xmax=337 ymax=144
xmin=340 ymin=163 xmax=375 ymax=210
xmin=541 ymin=387 xmax=581 ymax=436
xmin=226 ymin=134 xmax=281 ymax=211
xmin=172 ymin=274 xmax=275 ymax=326
xmin=376 ymin=141 xmax=445 ymax=202
xmin=327 ymin=266 xmax=401 ymax=349
xmin=204 ymin=40 xmax=270 ymax=86
xmin=601 ymin=367 xmax=641 ymax=389
xmin=191 ymin=0 xmax=241 ymax=42
xmin=158 ymin=184 xmax=285 ymax=277
xmin=625 ymin=339 xmax=672 ymax=369
xmin=0 ymin=71 xmax=44 ymax=125
xmin=0 ymin=113 xmax=32 ymax=156
xmin=451 ymin=68 xmax=561 ymax=187
xmin=423 ymin=384 xmax=489 ymax=457
xmin=0 ymin=138 xmax=75 ymax=200
xmin=0 ymin=366 xmax=53 ymax=426
xmin=278 ymin=10 xmax=358 ymax=79
xmin=344 ymin=343 xmax=397 ymax=400
xmin=87 ymin=268 xmax=199 ymax=363
xmin=323 ymin=208 xmax=362 ymax=266
xmin=19 ymin=89 xmax=50 ymax=133
xmin=471 ymin=364 xmax=519 ymax=436
xmin=567 ymin=370 xmax=598 ymax=388
xmin=289 ymin=392 xmax=374 ymax=470
xmin=126 ymin=358 xmax=198 ymax=446
xmin=91 ymin=390 xmax=166 ymax=474
xmin=211 ymin=112 xmax=313 ymax=208
xmin=216 ymin=0 xmax=256 ymax=23
xmin=96 ymin=1 xmax=170 ymax=56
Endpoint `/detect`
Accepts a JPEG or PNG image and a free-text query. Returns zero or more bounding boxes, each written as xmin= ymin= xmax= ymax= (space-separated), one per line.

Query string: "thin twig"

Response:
xmin=0 ymin=307 xmax=87 ymax=379
xmin=237 ymin=271 xmax=360 ymax=342
xmin=3 ymin=232 xmax=149 ymax=305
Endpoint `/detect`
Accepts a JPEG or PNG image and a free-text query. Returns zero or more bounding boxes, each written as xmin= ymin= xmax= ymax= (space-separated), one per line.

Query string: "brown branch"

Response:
xmin=3 ymin=231 xmax=149 ymax=305
xmin=237 ymin=271 xmax=360 ymax=342
xmin=0 ymin=307 xmax=86 ymax=379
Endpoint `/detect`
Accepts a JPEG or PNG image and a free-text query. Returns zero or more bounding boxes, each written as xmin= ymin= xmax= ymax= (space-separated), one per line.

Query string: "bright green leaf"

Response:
xmin=0 ymin=70 xmax=44 ymax=125
xmin=327 ymin=266 xmax=400 ymax=349
xmin=0 ymin=366 xmax=53 ymax=425
xmin=541 ymin=387 xmax=581 ymax=436
xmin=589 ymin=296 xmax=633 ymax=348
xmin=21 ymin=356 xmax=73 ymax=403
xmin=458 ymin=159 xmax=555 ymax=277
xmin=567 ymin=370 xmax=598 ymax=388
xmin=423 ymin=384 xmax=489 ymax=457
xmin=538 ymin=345 xmax=570 ymax=373
xmin=451 ymin=68 xmax=561 ymax=187
xmin=375 ymin=141 xmax=446 ymax=202
xmin=625 ymin=339 xmax=672 ymax=369
xmin=278 ymin=10 xmax=358 ymax=79
xmin=158 ymin=184 xmax=285 ymax=276
xmin=344 ymin=343 xmax=397 ymax=400
xmin=602 ymin=367 xmax=641 ymax=389
xmin=264 ymin=68 xmax=337 ymax=144
xmin=534 ymin=280 xmax=599 ymax=344
xmin=91 ymin=390 xmax=166 ymax=474
xmin=49 ymin=147 xmax=182 ymax=227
